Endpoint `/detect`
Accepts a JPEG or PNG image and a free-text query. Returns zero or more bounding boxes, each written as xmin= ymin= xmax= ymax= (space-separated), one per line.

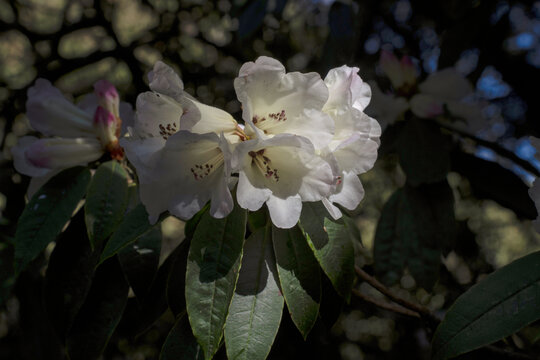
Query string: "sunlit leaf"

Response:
xmin=85 ymin=161 xmax=129 ymax=249
xmin=185 ymin=202 xmax=247 ymax=360
xmin=224 ymin=226 xmax=284 ymax=360
xmin=272 ymin=225 xmax=320 ymax=339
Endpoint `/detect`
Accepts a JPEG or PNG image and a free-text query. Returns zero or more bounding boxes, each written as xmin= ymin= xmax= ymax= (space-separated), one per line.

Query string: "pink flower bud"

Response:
xmin=94 ymin=80 xmax=120 ymax=118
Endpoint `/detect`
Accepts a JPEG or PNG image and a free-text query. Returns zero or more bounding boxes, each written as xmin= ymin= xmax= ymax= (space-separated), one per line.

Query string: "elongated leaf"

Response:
xmin=167 ymin=238 xmax=191 ymax=317
xmin=44 ymin=211 xmax=99 ymax=338
xmin=397 ymin=117 xmax=450 ymax=186
xmin=299 ymin=202 xmax=355 ymax=301
xmin=85 ymin=161 xmax=129 ymax=249
xmin=160 ymin=314 xmax=204 ymax=360
xmin=185 ymin=203 xmax=247 ymax=360
xmin=66 ymin=256 xmax=129 ymax=360
xmin=432 ymin=251 xmax=540 ymax=360
xmin=272 ymin=225 xmax=320 ymax=338
xmin=14 ymin=166 xmax=91 ymax=274
xmin=374 ymin=182 xmax=455 ymax=288
xmin=99 ymin=203 xmax=159 ymax=264
xmin=184 ymin=204 xmax=209 ymax=239
xmin=118 ymin=226 xmax=162 ymax=301
xmin=224 ymin=226 xmax=284 ymax=360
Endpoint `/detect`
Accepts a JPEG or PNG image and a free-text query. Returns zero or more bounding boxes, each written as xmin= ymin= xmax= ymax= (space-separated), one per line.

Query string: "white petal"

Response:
xmin=189 ymin=99 xmax=240 ymax=143
xmin=236 ymin=170 xmax=271 ymax=211
xmin=148 ymin=61 xmax=185 ymax=101
xmin=119 ymin=101 xmax=135 ymax=135
xmin=324 ymin=65 xmax=372 ymax=111
xmin=26 ymin=79 xmax=94 ymax=137
xmin=331 ymin=132 xmax=379 ymax=174
xmin=134 ymin=91 xmax=184 ymax=138
xmin=328 ymin=171 xmax=365 ymax=210
xmin=419 ymin=68 xmax=473 ymax=101
xmin=235 ymin=57 xmax=333 ymax=149
xmin=11 ymin=136 xmax=51 ymax=177
xmin=266 ymin=194 xmax=302 ymax=229
xmin=322 ymin=198 xmax=343 ymax=220
xmin=120 ymin=135 xmax=164 ymax=180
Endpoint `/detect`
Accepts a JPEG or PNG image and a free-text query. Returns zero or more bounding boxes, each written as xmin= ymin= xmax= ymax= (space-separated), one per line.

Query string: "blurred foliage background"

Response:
xmin=1 ymin=0 xmax=540 ymax=359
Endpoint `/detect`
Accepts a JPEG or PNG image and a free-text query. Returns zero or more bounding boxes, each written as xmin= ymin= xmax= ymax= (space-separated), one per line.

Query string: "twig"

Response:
xmin=351 ymin=289 xmax=421 ymax=319
xmin=436 ymin=120 xmax=540 ymax=178
xmin=354 ymin=265 xmax=439 ymax=325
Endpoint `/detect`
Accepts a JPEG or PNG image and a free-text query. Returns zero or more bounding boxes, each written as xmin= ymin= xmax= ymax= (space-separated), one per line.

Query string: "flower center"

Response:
xmin=190 ymin=151 xmax=223 ymax=181
xmin=159 ymin=122 xmax=178 ymax=140
xmin=248 ymin=149 xmax=279 ymax=182
xmin=252 ymin=109 xmax=287 ymax=134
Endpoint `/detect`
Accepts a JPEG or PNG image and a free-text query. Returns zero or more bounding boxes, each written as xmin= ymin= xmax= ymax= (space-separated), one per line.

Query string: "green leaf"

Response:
xmin=185 ymin=202 xmax=247 ymax=360
xmin=431 ymin=251 xmax=540 ymax=360
xmin=248 ymin=207 xmax=268 ymax=232
xmin=373 ymin=190 xmax=404 ymax=286
xmin=167 ymin=238 xmax=191 ymax=317
xmin=374 ymin=182 xmax=455 ymax=288
xmin=272 ymin=225 xmax=320 ymax=339
xmin=160 ymin=314 xmax=204 ymax=360
xmin=84 ymin=161 xmax=129 ymax=249
xmin=397 ymin=117 xmax=450 ymax=186
xmin=118 ymin=226 xmax=162 ymax=301
xmin=184 ymin=204 xmax=209 ymax=239
xmin=43 ymin=211 xmax=99 ymax=338
xmin=299 ymin=202 xmax=355 ymax=301
xmin=66 ymin=256 xmax=129 ymax=360
xmin=0 ymin=241 xmax=14 ymax=307
xmin=224 ymin=226 xmax=284 ymax=360
xmin=14 ymin=166 xmax=91 ymax=274
xmin=99 ymin=203 xmax=159 ymax=264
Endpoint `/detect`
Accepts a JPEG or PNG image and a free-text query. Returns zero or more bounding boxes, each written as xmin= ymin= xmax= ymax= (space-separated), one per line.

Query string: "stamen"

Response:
xmin=249 ymin=149 xmax=279 ymax=182
xmin=159 ymin=122 xmax=178 ymax=140
xmin=190 ymin=151 xmax=223 ymax=181
xmin=252 ymin=109 xmax=287 ymax=134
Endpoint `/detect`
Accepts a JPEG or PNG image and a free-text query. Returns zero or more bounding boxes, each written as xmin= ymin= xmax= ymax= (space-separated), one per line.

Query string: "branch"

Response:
xmin=436 ymin=120 xmax=540 ymax=178
xmin=351 ymin=288 xmax=421 ymax=319
xmin=354 ymin=265 xmax=440 ymax=326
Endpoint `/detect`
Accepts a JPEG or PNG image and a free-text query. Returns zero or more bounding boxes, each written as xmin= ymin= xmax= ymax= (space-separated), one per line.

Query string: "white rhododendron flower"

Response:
xmin=367 ymin=50 xmax=484 ymax=130
xmin=11 ymin=79 xmax=131 ymax=196
xmin=121 ymin=61 xmax=245 ymax=223
xmin=123 ymin=57 xmax=379 ymax=228
xmin=320 ymin=65 xmax=381 ymax=218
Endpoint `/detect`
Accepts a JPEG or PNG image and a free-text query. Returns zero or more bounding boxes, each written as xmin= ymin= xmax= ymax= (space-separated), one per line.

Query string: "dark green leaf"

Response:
xmin=397 ymin=117 xmax=450 ymax=186
xmin=224 ymin=226 xmax=284 ymax=360
xmin=185 ymin=203 xmax=247 ymax=360
xmin=374 ymin=183 xmax=455 ymax=288
xmin=85 ymin=161 xmax=129 ymax=249
xmin=184 ymin=204 xmax=209 ymax=239
xmin=43 ymin=211 xmax=99 ymax=338
xmin=99 ymin=203 xmax=159 ymax=264
xmin=432 ymin=251 xmax=540 ymax=360
xmin=160 ymin=314 xmax=204 ymax=360
xmin=299 ymin=202 xmax=355 ymax=301
xmin=272 ymin=225 xmax=320 ymax=339
xmin=248 ymin=207 xmax=268 ymax=232
xmin=66 ymin=256 xmax=129 ymax=360
xmin=167 ymin=238 xmax=191 ymax=317
xmin=118 ymin=226 xmax=162 ymax=301
xmin=0 ymin=241 xmax=14 ymax=307
xmin=14 ymin=166 xmax=91 ymax=274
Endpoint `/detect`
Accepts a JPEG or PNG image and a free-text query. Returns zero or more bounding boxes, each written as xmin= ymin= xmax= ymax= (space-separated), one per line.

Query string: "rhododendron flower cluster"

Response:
xmin=13 ymin=57 xmax=380 ymax=229
xmin=11 ymin=79 xmax=132 ymax=196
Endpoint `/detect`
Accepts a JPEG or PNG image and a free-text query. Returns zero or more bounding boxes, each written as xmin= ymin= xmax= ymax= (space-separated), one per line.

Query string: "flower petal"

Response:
xmin=324 ymin=65 xmax=371 ymax=112
xmin=328 ymin=171 xmax=365 ymax=210
xmin=266 ymin=194 xmax=302 ymax=229
xmin=332 ymin=135 xmax=380 ymax=174
xmin=26 ymin=79 xmax=94 ymax=138
xmin=189 ymin=99 xmax=241 ymax=143
xmin=148 ymin=61 xmax=185 ymax=101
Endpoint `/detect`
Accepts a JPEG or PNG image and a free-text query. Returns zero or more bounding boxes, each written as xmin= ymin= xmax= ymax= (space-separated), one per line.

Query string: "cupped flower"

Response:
xmin=12 ymin=78 xmax=130 ymax=196
xmin=232 ymin=132 xmax=337 ymax=228
xmin=234 ymin=56 xmax=334 ymax=149
xmin=121 ymin=60 xmax=243 ymax=222
xmin=132 ymin=130 xmax=233 ymax=223
xmin=320 ymin=65 xmax=381 ymax=217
